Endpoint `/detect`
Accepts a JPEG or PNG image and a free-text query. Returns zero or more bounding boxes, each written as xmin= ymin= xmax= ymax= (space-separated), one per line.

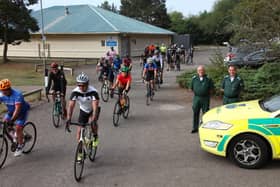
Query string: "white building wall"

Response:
xmin=0 ymin=34 xmax=120 ymax=59
xmin=0 ymin=34 xmax=172 ymax=59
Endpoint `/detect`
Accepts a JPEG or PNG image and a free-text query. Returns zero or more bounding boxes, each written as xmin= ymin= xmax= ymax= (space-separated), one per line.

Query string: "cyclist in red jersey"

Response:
xmin=111 ymin=66 xmax=131 ymax=95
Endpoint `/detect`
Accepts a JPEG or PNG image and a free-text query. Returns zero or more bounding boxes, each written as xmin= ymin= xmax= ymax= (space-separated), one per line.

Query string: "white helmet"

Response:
xmin=76 ymin=72 xmax=89 ymax=84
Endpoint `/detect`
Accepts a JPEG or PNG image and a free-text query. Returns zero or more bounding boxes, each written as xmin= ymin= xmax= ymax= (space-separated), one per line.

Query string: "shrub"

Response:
xmin=177 ymin=51 xmax=280 ymax=101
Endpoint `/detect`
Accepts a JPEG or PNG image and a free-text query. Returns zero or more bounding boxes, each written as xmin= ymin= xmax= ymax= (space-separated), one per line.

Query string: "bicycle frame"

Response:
xmin=0 ymin=121 xmax=16 ymax=144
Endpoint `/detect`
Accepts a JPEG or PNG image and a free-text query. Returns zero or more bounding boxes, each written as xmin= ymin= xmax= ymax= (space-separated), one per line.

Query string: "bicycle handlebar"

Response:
xmin=65 ymin=121 xmax=96 ymax=133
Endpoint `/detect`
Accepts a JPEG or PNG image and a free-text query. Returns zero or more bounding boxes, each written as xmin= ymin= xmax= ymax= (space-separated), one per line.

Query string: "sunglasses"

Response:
xmin=77 ymin=84 xmax=86 ymax=87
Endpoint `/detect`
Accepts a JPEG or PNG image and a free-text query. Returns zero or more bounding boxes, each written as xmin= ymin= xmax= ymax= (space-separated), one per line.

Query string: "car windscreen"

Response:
xmin=260 ymin=95 xmax=280 ymax=112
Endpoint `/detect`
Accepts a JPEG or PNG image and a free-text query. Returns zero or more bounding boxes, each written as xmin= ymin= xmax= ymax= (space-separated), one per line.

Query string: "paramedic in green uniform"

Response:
xmin=221 ymin=65 xmax=244 ymax=105
xmin=190 ymin=65 xmax=214 ymax=133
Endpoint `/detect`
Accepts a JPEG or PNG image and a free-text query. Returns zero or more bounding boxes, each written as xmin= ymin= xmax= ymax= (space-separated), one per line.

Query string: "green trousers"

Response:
xmin=192 ymin=96 xmax=210 ymax=130
xmin=223 ymin=96 xmax=238 ymax=105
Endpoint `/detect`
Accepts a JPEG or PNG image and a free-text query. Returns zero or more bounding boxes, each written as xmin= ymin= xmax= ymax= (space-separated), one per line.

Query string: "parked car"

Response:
xmin=224 ymin=46 xmax=257 ymax=64
xmin=199 ymin=95 xmax=280 ymax=169
xmin=225 ymin=49 xmax=279 ymax=67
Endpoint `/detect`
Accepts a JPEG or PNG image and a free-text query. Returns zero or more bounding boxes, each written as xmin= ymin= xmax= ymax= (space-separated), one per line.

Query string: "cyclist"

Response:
xmin=142 ymin=57 xmax=157 ymax=95
xmin=46 ymin=62 xmax=67 ymax=118
xmin=111 ymin=66 xmax=132 ymax=101
xmin=122 ymin=55 xmax=132 ymax=71
xmin=108 ymin=47 xmax=117 ymax=59
xmin=98 ymin=58 xmax=113 ymax=85
xmin=66 ymin=73 xmax=100 ymax=152
xmin=112 ymin=54 xmax=122 ymax=77
xmin=160 ymin=43 xmax=167 ymax=59
xmin=0 ymin=79 xmax=30 ymax=157
xmin=152 ymin=50 xmax=163 ymax=84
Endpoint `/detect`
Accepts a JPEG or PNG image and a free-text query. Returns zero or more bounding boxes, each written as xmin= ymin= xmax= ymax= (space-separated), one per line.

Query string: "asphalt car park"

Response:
xmin=1 ymin=47 xmax=280 ymax=187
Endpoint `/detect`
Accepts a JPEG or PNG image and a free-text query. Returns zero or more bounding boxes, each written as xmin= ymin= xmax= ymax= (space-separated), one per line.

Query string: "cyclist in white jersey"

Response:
xmin=66 ymin=72 xmax=100 ymax=147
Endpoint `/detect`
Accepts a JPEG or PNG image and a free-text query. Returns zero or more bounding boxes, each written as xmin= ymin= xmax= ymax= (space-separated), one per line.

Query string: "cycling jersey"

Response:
xmin=117 ymin=74 xmax=132 ymax=86
xmin=0 ymin=88 xmax=30 ymax=115
xmin=144 ymin=62 xmax=157 ymax=72
xmin=69 ymin=86 xmax=99 ymax=114
xmin=113 ymin=58 xmax=122 ymax=70
xmin=46 ymin=70 xmax=67 ymax=94
xmin=144 ymin=63 xmax=157 ymax=81
xmin=152 ymin=55 xmax=163 ymax=69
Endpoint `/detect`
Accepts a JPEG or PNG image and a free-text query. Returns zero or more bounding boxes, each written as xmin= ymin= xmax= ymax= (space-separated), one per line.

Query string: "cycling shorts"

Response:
xmin=78 ymin=109 xmax=93 ymax=125
xmin=4 ymin=111 xmax=29 ymax=126
xmin=145 ymin=71 xmax=155 ymax=81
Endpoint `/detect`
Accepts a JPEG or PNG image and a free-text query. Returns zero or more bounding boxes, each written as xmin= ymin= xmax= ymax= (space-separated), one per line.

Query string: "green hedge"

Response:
xmin=177 ymin=51 xmax=280 ymax=100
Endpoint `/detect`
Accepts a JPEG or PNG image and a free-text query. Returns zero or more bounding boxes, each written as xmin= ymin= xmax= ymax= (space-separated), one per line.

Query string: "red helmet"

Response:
xmin=50 ymin=62 xmax=58 ymax=68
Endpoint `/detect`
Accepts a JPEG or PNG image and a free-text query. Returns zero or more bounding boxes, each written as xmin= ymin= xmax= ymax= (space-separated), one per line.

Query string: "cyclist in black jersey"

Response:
xmin=66 ymin=72 xmax=100 ymax=146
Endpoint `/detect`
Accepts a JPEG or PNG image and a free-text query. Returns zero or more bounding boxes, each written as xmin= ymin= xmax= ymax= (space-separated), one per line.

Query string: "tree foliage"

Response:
xmin=0 ymin=0 xmax=39 ymax=63
xmin=232 ymin=0 xmax=280 ymax=46
xmin=98 ymin=1 xmax=118 ymax=13
xmin=120 ymin=0 xmax=170 ymax=29
xmin=168 ymin=0 xmax=241 ymax=45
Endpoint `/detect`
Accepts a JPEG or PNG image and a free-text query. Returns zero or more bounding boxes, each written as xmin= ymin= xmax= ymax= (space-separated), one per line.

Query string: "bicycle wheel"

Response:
xmin=101 ymin=82 xmax=109 ymax=102
xmin=74 ymin=141 xmax=85 ymax=182
xmin=52 ymin=102 xmax=60 ymax=128
xmin=0 ymin=136 xmax=8 ymax=169
xmin=123 ymin=96 xmax=130 ymax=119
xmin=22 ymin=122 xmax=37 ymax=154
xmin=88 ymin=133 xmax=97 ymax=162
xmin=113 ymin=101 xmax=121 ymax=127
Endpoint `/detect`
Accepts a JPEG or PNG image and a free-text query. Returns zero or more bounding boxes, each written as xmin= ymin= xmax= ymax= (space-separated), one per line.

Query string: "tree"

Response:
xmin=0 ymin=0 xmax=39 ymax=63
xmin=169 ymin=11 xmax=187 ymax=34
xmin=232 ymin=0 xmax=280 ymax=46
xmin=98 ymin=1 xmax=118 ymax=13
xmin=120 ymin=0 xmax=170 ymax=29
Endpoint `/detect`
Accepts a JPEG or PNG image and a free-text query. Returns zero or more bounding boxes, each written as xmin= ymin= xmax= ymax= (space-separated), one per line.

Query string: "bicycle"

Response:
xmin=155 ymin=70 xmax=161 ymax=90
xmin=48 ymin=91 xmax=65 ymax=128
xmin=112 ymin=90 xmax=130 ymax=127
xmin=100 ymin=73 xmax=110 ymax=102
xmin=66 ymin=121 xmax=98 ymax=182
xmin=0 ymin=120 xmax=37 ymax=169
xmin=145 ymin=80 xmax=154 ymax=106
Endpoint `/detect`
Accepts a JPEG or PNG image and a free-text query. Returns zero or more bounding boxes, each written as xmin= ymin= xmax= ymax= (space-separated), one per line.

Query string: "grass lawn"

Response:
xmin=0 ymin=59 xmax=75 ymax=86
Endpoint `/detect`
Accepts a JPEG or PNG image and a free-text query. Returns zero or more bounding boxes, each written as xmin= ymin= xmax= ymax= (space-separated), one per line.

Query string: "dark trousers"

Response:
xmin=223 ymin=96 xmax=238 ymax=105
xmin=192 ymin=96 xmax=210 ymax=130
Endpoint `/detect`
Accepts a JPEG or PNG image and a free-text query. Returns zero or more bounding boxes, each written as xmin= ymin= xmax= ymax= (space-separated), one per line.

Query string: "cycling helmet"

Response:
xmin=76 ymin=72 xmax=89 ymax=84
xmin=50 ymin=62 xmax=58 ymax=68
xmin=147 ymin=57 xmax=153 ymax=64
xmin=121 ymin=66 xmax=129 ymax=73
xmin=0 ymin=79 xmax=11 ymax=90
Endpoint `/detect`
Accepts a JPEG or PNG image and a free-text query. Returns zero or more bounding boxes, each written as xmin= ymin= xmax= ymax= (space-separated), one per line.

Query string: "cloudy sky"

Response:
xmin=30 ymin=0 xmax=217 ymax=16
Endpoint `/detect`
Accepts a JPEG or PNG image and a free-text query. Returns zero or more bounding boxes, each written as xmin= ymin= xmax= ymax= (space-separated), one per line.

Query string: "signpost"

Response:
xmin=40 ymin=0 xmax=48 ymax=94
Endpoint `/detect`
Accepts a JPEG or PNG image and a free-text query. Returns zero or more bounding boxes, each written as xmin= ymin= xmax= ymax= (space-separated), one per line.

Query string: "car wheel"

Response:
xmin=228 ymin=134 xmax=269 ymax=169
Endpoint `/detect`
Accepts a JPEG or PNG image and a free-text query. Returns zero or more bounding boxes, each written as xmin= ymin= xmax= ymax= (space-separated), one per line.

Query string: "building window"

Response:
xmin=101 ymin=40 xmax=105 ymax=47
xmin=131 ymin=39 xmax=136 ymax=45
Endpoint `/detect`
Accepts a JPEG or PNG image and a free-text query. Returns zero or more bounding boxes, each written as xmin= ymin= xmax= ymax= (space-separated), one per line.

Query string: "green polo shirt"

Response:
xmin=191 ymin=75 xmax=214 ymax=97
xmin=221 ymin=75 xmax=244 ymax=98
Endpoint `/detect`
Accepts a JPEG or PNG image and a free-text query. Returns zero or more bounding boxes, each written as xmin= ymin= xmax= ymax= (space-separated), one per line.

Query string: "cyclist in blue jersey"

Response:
xmin=113 ymin=54 xmax=122 ymax=76
xmin=142 ymin=57 xmax=157 ymax=95
xmin=0 ymin=79 xmax=30 ymax=157
xmin=152 ymin=50 xmax=163 ymax=84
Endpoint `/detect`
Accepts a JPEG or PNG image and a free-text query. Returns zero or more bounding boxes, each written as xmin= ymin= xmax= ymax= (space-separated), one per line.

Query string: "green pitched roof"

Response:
xmin=32 ymin=5 xmax=174 ymax=35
